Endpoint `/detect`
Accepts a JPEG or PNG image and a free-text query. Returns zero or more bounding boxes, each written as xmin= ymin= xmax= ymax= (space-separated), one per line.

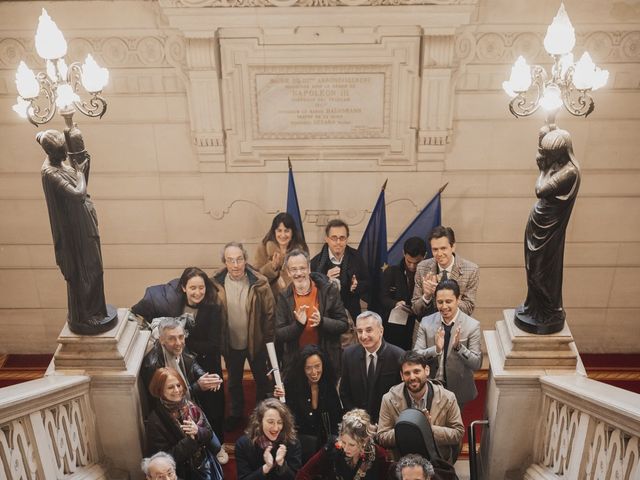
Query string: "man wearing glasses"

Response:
xmin=310 ymin=218 xmax=370 ymax=323
xmin=276 ymin=249 xmax=349 ymax=375
xmin=213 ymin=241 xmax=276 ymax=432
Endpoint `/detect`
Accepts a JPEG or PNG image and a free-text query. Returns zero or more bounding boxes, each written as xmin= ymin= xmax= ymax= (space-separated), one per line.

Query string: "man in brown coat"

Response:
xmin=213 ymin=241 xmax=276 ymax=432
xmin=377 ymin=350 xmax=464 ymax=463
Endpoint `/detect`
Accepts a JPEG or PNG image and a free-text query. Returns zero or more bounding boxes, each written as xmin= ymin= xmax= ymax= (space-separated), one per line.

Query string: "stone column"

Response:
xmin=185 ymin=37 xmax=226 ymax=172
xmin=480 ymin=310 xmax=585 ymax=480
xmin=417 ymin=34 xmax=456 ymax=169
xmin=50 ymin=309 xmax=150 ymax=479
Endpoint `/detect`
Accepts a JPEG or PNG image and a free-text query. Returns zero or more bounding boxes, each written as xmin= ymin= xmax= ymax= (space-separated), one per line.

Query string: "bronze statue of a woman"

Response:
xmin=38 ymin=127 xmax=117 ymax=335
xmin=515 ymin=127 xmax=581 ymax=335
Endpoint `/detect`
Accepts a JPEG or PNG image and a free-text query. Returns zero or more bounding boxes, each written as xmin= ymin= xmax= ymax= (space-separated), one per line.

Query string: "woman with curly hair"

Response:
xmin=236 ymin=398 xmax=302 ymax=479
xmin=274 ymin=344 xmax=342 ymax=462
xmin=254 ymin=213 xmax=309 ymax=298
xmin=296 ymin=409 xmax=392 ymax=480
xmin=146 ymin=367 xmax=222 ymax=480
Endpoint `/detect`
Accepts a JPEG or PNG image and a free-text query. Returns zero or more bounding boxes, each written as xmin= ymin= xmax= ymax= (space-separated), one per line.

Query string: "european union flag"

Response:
xmin=286 ymin=158 xmax=305 ymax=243
xmin=387 ymin=185 xmax=445 ymax=266
xmin=357 ymin=180 xmax=388 ymax=313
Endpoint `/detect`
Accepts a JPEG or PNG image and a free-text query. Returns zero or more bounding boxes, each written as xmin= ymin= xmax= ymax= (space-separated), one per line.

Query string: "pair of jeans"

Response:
xmin=224 ymin=348 xmax=272 ymax=417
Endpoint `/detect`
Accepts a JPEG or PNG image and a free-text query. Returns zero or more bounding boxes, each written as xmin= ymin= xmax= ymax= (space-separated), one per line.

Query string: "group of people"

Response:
xmin=132 ymin=213 xmax=483 ymax=480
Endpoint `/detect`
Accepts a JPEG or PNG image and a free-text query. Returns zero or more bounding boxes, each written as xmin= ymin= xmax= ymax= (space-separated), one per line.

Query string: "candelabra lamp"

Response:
xmin=13 ymin=8 xmax=109 ymax=130
xmin=13 ymin=9 xmax=117 ymax=335
xmin=504 ymin=3 xmax=608 ymax=335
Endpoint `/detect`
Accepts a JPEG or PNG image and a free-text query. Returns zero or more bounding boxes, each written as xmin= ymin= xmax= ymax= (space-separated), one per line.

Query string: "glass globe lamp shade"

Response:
xmin=12 ymin=97 xmax=30 ymax=118
xmin=540 ymin=84 xmax=563 ymax=111
xmin=504 ymin=56 xmax=532 ymax=95
xmin=35 ymin=9 xmax=68 ymax=60
xmin=573 ymin=52 xmax=609 ymax=91
xmin=55 ymin=83 xmax=80 ymax=109
xmin=543 ymin=3 xmax=576 ymax=55
xmin=81 ymin=54 xmax=109 ymax=93
xmin=15 ymin=61 xmax=40 ymax=99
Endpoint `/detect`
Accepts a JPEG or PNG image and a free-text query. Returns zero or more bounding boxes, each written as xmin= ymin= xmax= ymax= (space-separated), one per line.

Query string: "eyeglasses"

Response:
xmin=328 ymin=236 xmax=348 ymax=243
xmin=288 ymin=267 xmax=308 ymax=274
xmin=225 ymin=257 xmax=245 ymax=265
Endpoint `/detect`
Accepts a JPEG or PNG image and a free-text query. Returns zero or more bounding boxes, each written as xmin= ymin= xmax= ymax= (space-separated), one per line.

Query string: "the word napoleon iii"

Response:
xmin=38 ymin=126 xmax=117 ymax=335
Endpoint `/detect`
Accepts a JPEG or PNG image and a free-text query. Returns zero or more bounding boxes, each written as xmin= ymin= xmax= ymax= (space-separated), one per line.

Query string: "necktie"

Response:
xmin=367 ymin=354 xmax=376 ymax=393
xmin=442 ymin=323 xmax=453 ymax=386
xmin=441 ymin=269 xmax=448 ymax=282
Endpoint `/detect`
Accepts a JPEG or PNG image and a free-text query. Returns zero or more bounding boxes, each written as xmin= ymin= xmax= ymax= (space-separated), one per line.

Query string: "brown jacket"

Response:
xmin=254 ymin=240 xmax=307 ymax=299
xmin=212 ymin=266 xmax=275 ymax=360
xmin=376 ymin=381 xmax=464 ymax=463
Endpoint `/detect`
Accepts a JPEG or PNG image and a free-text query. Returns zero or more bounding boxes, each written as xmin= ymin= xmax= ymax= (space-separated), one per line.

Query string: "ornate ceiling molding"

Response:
xmin=159 ymin=0 xmax=475 ymax=7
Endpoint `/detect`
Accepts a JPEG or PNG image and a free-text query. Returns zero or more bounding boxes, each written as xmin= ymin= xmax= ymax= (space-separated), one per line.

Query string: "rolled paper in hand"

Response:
xmin=266 ymin=342 xmax=285 ymax=403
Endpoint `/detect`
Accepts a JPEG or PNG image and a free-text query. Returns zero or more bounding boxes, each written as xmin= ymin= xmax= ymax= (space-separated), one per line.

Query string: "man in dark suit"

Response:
xmin=380 ymin=236 xmax=426 ymax=350
xmin=340 ymin=311 xmax=404 ymax=423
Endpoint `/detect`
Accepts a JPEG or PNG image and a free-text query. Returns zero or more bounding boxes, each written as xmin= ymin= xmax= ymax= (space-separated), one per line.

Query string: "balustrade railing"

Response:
xmin=526 ymin=375 xmax=640 ymax=480
xmin=0 ymin=375 xmax=104 ymax=480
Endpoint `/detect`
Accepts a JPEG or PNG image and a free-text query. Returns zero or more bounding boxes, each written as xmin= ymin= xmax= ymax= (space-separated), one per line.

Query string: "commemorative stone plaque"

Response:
xmin=255 ymin=72 xmax=385 ymax=138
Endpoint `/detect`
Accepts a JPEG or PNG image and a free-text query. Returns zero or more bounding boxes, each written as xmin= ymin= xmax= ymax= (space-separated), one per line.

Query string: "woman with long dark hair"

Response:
xmin=132 ymin=267 xmax=226 ymax=463
xmin=274 ymin=345 xmax=342 ymax=462
xmin=296 ymin=409 xmax=391 ymax=480
xmin=254 ymin=212 xmax=308 ymax=298
xmin=235 ymin=398 xmax=302 ymax=480
xmin=146 ymin=368 xmax=222 ymax=480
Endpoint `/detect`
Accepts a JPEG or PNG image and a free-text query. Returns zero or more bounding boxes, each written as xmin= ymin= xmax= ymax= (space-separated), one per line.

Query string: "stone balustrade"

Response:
xmin=0 ymin=375 xmax=107 ymax=480
xmin=525 ymin=375 xmax=640 ymax=480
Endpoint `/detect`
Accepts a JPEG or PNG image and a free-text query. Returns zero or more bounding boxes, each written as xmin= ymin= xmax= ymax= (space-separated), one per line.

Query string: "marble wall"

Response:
xmin=0 ymin=0 xmax=638 ymax=353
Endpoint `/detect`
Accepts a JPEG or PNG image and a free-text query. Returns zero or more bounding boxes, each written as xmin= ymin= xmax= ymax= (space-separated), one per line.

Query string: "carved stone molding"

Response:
xmin=0 ymin=35 xmax=186 ymax=70
xmin=455 ymin=29 xmax=640 ymax=65
xmin=0 ymin=34 xmax=188 ymax=96
xmin=160 ymin=0 xmax=475 ymax=7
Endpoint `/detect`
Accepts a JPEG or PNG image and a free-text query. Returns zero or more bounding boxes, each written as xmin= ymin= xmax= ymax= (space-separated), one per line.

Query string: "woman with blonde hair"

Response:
xmin=296 ymin=409 xmax=392 ymax=480
xmin=254 ymin=212 xmax=308 ymax=298
xmin=235 ymin=398 xmax=302 ymax=479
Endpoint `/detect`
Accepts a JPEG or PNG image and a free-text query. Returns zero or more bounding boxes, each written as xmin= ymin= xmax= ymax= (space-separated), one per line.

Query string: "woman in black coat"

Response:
xmin=132 ymin=267 xmax=226 ymax=459
xmin=274 ymin=344 xmax=342 ymax=463
xmin=146 ymin=367 xmax=222 ymax=480
xmin=236 ymin=398 xmax=302 ymax=480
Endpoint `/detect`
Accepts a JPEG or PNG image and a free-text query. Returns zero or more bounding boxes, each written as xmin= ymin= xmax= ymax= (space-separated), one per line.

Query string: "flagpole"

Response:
xmin=438 ymin=182 xmax=448 ymax=194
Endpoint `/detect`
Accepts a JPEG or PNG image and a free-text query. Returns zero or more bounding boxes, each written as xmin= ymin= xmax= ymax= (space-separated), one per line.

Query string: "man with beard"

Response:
xmin=275 ymin=249 xmax=349 ymax=376
xmin=376 ymin=350 xmax=463 ymax=463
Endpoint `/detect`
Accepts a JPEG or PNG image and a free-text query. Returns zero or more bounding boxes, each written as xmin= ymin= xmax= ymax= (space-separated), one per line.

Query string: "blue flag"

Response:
xmin=387 ymin=188 xmax=443 ymax=266
xmin=357 ymin=181 xmax=388 ymax=312
xmin=286 ymin=158 xmax=305 ymax=243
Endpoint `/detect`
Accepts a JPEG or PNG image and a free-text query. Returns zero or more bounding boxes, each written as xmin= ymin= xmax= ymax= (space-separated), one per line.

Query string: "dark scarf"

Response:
xmin=160 ymin=396 xmax=204 ymax=431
